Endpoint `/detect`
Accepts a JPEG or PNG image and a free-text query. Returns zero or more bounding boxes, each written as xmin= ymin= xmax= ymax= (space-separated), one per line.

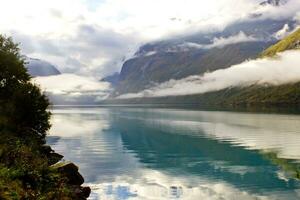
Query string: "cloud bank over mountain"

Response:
xmin=118 ymin=50 xmax=300 ymax=99
xmin=181 ymin=32 xmax=259 ymax=49
xmin=33 ymin=74 xmax=111 ymax=104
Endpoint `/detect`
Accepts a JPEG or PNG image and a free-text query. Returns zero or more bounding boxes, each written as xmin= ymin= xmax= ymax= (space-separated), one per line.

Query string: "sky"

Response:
xmin=0 ymin=0 xmax=274 ymax=77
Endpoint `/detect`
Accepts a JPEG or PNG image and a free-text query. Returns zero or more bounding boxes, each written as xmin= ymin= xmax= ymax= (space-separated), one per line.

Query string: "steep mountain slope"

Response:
xmin=117 ymin=41 xmax=272 ymax=94
xmin=26 ymin=58 xmax=61 ymax=77
xmin=107 ymin=28 xmax=300 ymax=106
xmin=115 ymin=16 xmax=296 ymax=95
xmin=260 ymin=28 xmax=300 ymax=57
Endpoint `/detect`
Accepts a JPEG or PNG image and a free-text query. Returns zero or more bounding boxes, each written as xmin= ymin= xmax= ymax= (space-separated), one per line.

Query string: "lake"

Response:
xmin=47 ymin=106 xmax=300 ymax=200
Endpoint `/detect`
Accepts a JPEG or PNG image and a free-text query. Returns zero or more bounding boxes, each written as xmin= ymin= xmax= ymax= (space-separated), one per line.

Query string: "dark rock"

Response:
xmin=48 ymin=152 xmax=64 ymax=165
xmin=72 ymin=186 xmax=91 ymax=199
xmin=41 ymin=145 xmax=63 ymax=165
xmin=81 ymin=187 xmax=91 ymax=198
xmin=50 ymin=162 xmax=90 ymax=199
xmin=41 ymin=145 xmax=53 ymax=154
xmin=51 ymin=162 xmax=84 ymax=185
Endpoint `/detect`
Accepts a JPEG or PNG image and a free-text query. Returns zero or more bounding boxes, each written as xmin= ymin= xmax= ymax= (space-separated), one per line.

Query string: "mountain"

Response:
xmin=114 ymin=9 xmax=296 ymax=95
xmin=101 ymin=72 xmax=120 ymax=87
xmin=116 ymin=41 xmax=272 ymax=94
xmin=106 ymin=28 xmax=300 ymax=106
xmin=25 ymin=58 xmax=61 ymax=77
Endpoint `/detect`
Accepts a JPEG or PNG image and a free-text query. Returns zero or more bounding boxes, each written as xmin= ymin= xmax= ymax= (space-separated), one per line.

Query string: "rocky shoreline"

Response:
xmin=43 ymin=145 xmax=91 ymax=199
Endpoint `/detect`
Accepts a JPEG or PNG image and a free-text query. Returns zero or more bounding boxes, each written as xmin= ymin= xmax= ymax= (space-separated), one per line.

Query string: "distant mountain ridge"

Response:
xmin=25 ymin=58 xmax=61 ymax=77
xmin=109 ymin=0 xmax=296 ymax=96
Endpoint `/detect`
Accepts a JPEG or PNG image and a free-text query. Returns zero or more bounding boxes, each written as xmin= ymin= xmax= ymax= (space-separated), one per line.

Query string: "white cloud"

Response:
xmin=117 ymin=50 xmax=300 ymax=99
xmin=34 ymin=74 xmax=110 ymax=95
xmin=208 ymin=32 xmax=258 ymax=48
xmin=92 ymin=0 xmax=259 ymax=38
xmin=33 ymin=74 xmax=111 ymax=104
xmin=274 ymin=24 xmax=290 ymax=39
xmin=182 ymin=32 xmax=259 ymax=49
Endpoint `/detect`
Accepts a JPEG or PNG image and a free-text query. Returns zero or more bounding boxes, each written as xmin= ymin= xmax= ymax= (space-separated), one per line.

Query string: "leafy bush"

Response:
xmin=0 ymin=35 xmax=50 ymax=139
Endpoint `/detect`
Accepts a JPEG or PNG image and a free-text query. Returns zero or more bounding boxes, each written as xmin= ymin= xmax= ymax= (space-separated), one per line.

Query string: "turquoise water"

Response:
xmin=48 ymin=107 xmax=300 ymax=200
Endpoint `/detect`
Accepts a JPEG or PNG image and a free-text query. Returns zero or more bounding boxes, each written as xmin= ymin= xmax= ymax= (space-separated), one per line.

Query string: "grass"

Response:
xmin=260 ymin=28 xmax=300 ymax=57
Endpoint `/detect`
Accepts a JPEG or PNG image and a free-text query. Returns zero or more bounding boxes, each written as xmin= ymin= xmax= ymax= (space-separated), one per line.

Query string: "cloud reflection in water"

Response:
xmin=48 ymin=107 xmax=300 ymax=200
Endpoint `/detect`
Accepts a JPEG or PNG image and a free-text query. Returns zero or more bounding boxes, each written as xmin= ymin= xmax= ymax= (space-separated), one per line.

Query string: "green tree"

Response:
xmin=0 ymin=35 xmax=50 ymax=139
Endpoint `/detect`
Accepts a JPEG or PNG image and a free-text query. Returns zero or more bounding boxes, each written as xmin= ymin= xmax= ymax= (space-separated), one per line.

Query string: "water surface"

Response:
xmin=48 ymin=107 xmax=300 ymax=200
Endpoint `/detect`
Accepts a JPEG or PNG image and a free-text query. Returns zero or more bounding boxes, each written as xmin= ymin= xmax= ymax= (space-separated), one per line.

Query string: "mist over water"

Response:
xmin=48 ymin=107 xmax=300 ymax=200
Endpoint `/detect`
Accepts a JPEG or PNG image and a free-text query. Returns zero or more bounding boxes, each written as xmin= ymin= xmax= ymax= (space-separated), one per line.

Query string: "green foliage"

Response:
xmin=0 ymin=132 xmax=75 ymax=199
xmin=0 ymin=35 xmax=30 ymax=84
xmin=260 ymin=28 xmax=300 ymax=57
xmin=0 ymin=34 xmax=50 ymax=138
xmin=9 ymin=83 xmax=51 ymax=136
xmin=0 ymin=34 xmax=87 ymax=199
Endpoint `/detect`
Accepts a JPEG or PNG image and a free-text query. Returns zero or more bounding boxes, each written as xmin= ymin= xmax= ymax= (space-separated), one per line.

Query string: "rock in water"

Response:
xmin=51 ymin=162 xmax=84 ymax=185
xmin=51 ymin=161 xmax=91 ymax=198
xmin=41 ymin=144 xmax=64 ymax=165
xmin=74 ymin=186 xmax=91 ymax=199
